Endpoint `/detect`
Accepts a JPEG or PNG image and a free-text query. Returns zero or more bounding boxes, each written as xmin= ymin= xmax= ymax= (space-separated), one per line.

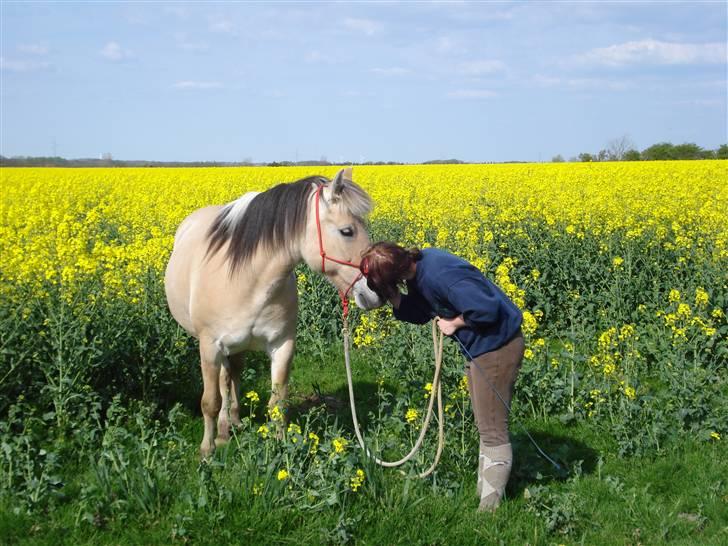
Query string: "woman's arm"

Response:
xmin=446 ymin=277 xmax=501 ymax=328
xmin=391 ymin=292 xmax=432 ymax=325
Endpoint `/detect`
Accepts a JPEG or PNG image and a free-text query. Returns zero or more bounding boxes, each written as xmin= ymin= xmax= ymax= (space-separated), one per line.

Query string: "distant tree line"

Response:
xmin=0 ymin=156 xmax=408 ymax=168
xmin=552 ymin=138 xmax=728 ymax=163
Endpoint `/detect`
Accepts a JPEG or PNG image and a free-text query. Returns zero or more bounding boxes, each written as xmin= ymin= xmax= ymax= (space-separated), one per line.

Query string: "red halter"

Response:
xmin=314 ymin=184 xmax=364 ymax=318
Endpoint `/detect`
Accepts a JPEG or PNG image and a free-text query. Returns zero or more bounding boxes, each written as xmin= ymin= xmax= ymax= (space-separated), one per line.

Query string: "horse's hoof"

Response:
xmin=199 ymin=441 xmax=216 ymax=459
xmin=215 ymin=436 xmax=230 ymax=448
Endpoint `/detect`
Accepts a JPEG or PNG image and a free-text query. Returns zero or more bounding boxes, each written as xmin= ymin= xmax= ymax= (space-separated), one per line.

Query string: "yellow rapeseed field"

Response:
xmin=1 ymin=162 xmax=725 ymax=303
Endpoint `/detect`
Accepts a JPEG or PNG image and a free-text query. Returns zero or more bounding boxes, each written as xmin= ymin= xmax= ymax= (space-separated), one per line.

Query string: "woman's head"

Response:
xmin=360 ymin=241 xmax=422 ymax=300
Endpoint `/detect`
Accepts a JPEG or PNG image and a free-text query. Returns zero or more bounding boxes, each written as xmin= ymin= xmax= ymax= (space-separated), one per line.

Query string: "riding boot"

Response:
xmin=478 ymin=443 xmax=512 ymax=512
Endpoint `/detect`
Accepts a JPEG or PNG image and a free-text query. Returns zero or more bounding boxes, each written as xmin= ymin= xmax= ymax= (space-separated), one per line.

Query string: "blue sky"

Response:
xmin=1 ymin=1 xmax=726 ymax=163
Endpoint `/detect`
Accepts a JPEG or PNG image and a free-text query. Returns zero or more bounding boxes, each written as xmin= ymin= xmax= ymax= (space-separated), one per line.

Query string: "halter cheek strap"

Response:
xmin=314 ymin=185 xmax=364 ymax=318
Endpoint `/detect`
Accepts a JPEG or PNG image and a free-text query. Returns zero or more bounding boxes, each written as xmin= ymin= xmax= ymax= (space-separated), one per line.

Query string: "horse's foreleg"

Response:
xmin=217 ymin=352 xmax=244 ymax=444
xmin=199 ymin=339 xmax=223 ymax=458
xmin=268 ymin=337 xmax=295 ymax=417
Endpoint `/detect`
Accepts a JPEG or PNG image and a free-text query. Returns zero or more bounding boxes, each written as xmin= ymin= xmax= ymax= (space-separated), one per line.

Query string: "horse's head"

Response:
xmin=303 ymin=168 xmax=383 ymax=311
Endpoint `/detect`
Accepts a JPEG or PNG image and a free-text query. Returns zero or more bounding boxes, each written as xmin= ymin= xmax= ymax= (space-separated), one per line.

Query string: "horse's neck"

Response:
xmin=247 ymin=244 xmax=302 ymax=288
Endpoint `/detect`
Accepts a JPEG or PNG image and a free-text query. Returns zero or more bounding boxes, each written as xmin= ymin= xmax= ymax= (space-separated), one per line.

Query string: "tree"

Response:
xmin=623 ymin=149 xmax=641 ymax=161
xmin=551 ymin=154 xmax=565 ymax=163
xmin=607 ymin=135 xmax=636 ymax=161
xmin=672 ymin=143 xmax=704 ymax=160
xmin=578 ymin=153 xmax=594 ymax=162
xmin=717 ymin=144 xmax=728 ymax=159
xmin=642 ymin=142 xmax=676 ymax=160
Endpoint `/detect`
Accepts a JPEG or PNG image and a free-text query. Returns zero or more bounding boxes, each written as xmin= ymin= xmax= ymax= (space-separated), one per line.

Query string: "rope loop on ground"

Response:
xmin=343 ymin=318 xmax=445 ymax=478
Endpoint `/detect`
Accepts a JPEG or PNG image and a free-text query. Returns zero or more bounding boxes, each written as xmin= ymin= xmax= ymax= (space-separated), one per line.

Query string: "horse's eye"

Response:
xmin=339 ymin=227 xmax=354 ymax=237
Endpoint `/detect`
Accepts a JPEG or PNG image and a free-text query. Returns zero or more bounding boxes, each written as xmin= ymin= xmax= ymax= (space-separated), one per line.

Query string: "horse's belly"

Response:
xmin=216 ymin=290 xmax=298 ymax=355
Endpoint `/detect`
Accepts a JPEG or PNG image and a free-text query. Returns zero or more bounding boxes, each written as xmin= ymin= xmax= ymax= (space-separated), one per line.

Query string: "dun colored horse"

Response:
xmin=164 ymin=169 xmax=382 ymax=456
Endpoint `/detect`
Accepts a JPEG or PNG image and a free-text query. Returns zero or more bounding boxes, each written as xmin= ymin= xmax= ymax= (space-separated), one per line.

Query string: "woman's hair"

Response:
xmin=360 ymin=241 xmax=422 ymax=300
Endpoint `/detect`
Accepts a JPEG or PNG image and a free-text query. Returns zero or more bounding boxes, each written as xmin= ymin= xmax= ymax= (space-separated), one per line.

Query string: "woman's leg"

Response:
xmin=468 ymin=330 xmax=524 ymax=511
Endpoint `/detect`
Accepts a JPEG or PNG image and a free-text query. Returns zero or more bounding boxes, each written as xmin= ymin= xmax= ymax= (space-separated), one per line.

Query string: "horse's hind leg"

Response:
xmin=268 ymin=337 xmax=295 ymax=417
xmin=217 ymin=352 xmax=244 ymax=445
xmin=199 ymin=338 xmax=223 ymax=458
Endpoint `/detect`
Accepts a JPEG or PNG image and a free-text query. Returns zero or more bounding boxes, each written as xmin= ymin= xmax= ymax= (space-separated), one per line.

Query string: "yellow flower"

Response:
xmin=458 ymin=374 xmax=469 ymax=397
xmin=252 ymin=483 xmax=263 ymax=495
xmin=405 ymin=408 xmax=420 ymax=425
xmin=350 ymin=469 xmax=365 ymax=492
xmin=287 ymin=423 xmax=302 ymax=442
xmin=524 ymin=348 xmax=534 ymax=360
xmin=257 ymin=425 xmax=269 ymax=439
xmin=332 ymin=437 xmax=348 ymax=454
xmin=307 ymin=432 xmax=320 ymax=453
xmin=277 ymin=469 xmax=289 ymax=481
xmin=245 ymin=390 xmax=260 ymax=404
xmin=269 ymin=405 xmax=283 ymax=422
xmin=423 ymin=382 xmax=433 ymax=399
xmin=710 ymin=432 xmax=721 ymax=441
xmin=694 ymin=287 xmax=709 ymax=307
xmin=622 ymin=385 xmax=636 ymax=400
xmin=521 ymin=310 xmax=539 ymax=336
xmin=612 ymin=256 xmax=624 ymax=268
xmin=668 ymin=289 xmax=681 ymax=303
xmin=676 ymin=303 xmax=691 ymax=319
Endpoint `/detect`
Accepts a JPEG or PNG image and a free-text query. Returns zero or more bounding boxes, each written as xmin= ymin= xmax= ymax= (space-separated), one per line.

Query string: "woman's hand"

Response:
xmin=436 ymin=315 xmax=466 ymax=336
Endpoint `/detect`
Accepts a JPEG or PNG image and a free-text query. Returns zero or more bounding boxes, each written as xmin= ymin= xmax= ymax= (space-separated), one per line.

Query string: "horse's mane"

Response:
xmin=205 ymin=175 xmax=372 ymax=275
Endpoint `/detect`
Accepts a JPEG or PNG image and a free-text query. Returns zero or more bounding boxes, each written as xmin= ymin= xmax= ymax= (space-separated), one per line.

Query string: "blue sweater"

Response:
xmin=393 ymin=248 xmax=523 ymax=359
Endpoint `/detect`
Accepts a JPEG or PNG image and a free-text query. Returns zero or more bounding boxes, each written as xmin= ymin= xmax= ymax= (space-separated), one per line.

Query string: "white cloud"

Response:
xmin=173 ymin=81 xmax=223 ymax=89
xmin=175 ymin=33 xmax=209 ymax=52
xmin=565 ymin=78 xmax=631 ymax=91
xmin=0 ymin=57 xmax=51 ymax=72
xmin=458 ymin=60 xmax=506 ymax=76
xmin=18 ymin=43 xmax=49 ymax=55
xmin=343 ymin=17 xmax=383 ymax=36
xmin=575 ymin=39 xmax=726 ymax=67
xmin=532 ymin=74 xmax=631 ymax=91
xmin=532 ymin=74 xmax=561 ymax=87
xmin=305 ymin=50 xmax=337 ymax=64
xmin=672 ymin=98 xmax=725 ymax=107
xmin=100 ymin=41 xmax=133 ymax=62
xmin=447 ymin=89 xmax=497 ymax=99
xmin=370 ymin=67 xmax=410 ymax=76
xmin=209 ymin=18 xmax=234 ymax=34
xmin=435 ymin=36 xmax=469 ymax=55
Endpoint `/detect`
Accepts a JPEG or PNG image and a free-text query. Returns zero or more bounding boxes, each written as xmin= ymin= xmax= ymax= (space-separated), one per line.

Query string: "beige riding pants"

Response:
xmin=465 ymin=330 xmax=524 ymax=447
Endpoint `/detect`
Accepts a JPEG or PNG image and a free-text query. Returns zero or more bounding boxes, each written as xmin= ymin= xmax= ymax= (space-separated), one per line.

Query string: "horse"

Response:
xmin=164 ymin=168 xmax=383 ymax=457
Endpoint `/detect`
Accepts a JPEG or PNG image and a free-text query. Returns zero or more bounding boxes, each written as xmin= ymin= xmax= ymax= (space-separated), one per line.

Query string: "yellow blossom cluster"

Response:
xmin=332 ymin=437 xmax=348 ymax=454
xmin=405 ymin=407 xmax=420 ymax=425
xmin=656 ymin=290 xmax=721 ymax=344
xmin=349 ymin=469 xmax=365 ymax=492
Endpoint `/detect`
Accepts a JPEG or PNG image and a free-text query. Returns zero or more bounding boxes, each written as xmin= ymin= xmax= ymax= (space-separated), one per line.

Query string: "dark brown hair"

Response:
xmin=360 ymin=242 xmax=422 ymax=300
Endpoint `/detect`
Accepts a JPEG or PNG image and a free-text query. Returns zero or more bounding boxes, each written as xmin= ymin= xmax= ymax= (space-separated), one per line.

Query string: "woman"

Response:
xmin=360 ymin=242 xmax=524 ymax=511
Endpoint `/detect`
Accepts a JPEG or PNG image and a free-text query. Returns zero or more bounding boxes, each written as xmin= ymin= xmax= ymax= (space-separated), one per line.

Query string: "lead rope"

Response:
xmin=343 ymin=317 xmax=446 ymax=478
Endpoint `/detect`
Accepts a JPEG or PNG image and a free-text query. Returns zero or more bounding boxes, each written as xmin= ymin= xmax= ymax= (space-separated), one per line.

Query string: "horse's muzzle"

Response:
xmin=352 ymin=277 xmax=385 ymax=310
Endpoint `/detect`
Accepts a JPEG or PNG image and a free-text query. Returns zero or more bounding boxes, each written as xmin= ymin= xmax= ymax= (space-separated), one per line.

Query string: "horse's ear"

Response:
xmin=331 ymin=168 xmax=352 ymax=198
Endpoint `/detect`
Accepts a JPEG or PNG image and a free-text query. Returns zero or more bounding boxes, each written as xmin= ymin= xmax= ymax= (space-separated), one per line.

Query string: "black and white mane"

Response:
xmin=206 ymin=175 xmax=372 ymax=274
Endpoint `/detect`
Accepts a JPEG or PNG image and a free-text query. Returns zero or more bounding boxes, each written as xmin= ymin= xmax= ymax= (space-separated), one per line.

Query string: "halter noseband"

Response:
xmin=314 ymin=184 xmax=364 ymax=318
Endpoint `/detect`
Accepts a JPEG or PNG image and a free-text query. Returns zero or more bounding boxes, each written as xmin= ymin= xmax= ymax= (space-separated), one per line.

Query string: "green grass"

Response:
xmin=1 ymin=421 xmax=725 ymax=545
xmin=1 ymin=350 xmax=726 ymax=545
